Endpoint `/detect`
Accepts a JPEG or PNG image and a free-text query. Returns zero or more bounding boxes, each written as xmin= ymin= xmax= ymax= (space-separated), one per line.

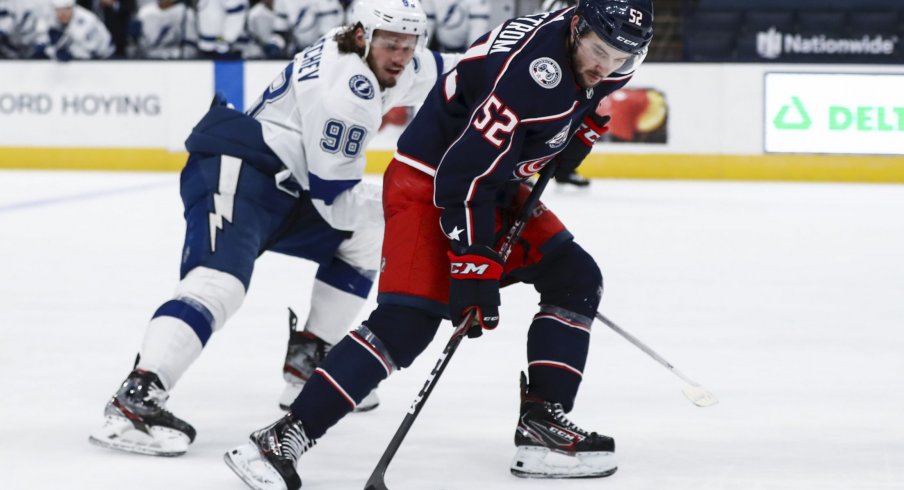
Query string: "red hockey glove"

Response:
xmin=447 ymin=245 xmax=503 ymax=335
xmin=553 ymin=112 xmax=611 ymax=177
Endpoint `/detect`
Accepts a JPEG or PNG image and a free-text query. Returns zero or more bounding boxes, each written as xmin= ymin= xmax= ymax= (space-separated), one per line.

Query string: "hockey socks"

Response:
xmin=290 ymin=324 xmax=398 ymax=439
xmin=526 ymin=306 xmax=592 ymax=412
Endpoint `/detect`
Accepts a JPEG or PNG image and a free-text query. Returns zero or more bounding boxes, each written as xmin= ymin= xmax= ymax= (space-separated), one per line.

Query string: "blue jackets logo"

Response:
xmin=529 ymin=57 xmax=561 ymax=89
xmin=349 ymin=75 xmax=375 ymax=100
xmin=546 ymin=121 xmax=571 ymax=148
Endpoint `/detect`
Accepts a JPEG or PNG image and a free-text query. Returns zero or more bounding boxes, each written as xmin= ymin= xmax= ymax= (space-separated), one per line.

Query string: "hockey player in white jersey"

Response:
xmin=196 ymin=0 xmax=248 ymax=58
xmin=273 ymin=0 xmax=343 ymax=52
xmin=134 ymin=0 xmax=197 ymax=59
xmin=35 ymin=0 xmax=114 ymax=60
xmin=421 ymin=0 xmax=489 ymax=52
xmin=244 ymin=0 xmax=285 ymax=58
xmin=88 ymin=0 xmax=459 ymax=458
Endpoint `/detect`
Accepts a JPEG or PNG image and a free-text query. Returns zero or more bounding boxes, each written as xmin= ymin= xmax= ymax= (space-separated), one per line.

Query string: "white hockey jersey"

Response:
xmin=247 ymin=30 xmax=459 ymax=231
xmin=36 ymin=4 xmax=114 ymax=59
xmin=244 ymin=1 xmax=283 ymax=59
xmin=196 ymin=0 xmax=248 ymax=55
xmin=136 ymin=1 xmax=197 ymax=59
xmin=422 ymin=0 xmax=489 ymax=52
xmin=538 ymin=0 xmax=575 ymax=12
xmin=273 ymin=0 xmax=342 ymax=53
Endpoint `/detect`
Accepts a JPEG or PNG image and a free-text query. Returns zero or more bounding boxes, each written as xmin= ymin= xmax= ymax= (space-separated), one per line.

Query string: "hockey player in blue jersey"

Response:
xmin=224 ymin=1 xmax=654 ymax=488
xmin=88 ymin=0 xmax=460 ymax=458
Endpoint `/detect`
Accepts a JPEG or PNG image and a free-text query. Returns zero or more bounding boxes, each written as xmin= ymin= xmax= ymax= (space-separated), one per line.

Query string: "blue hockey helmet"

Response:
xmin=575 ymin=0 xmax=655 ymax=55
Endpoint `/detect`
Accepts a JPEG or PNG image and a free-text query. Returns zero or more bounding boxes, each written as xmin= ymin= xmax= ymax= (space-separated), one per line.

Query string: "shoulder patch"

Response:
xmin=349 ymin=74 xmax=375 ymax=100
xmin=529 ymin=57 xmax=561 ymax=89
xmin=546 ymin=121 xmax=571 ymax=148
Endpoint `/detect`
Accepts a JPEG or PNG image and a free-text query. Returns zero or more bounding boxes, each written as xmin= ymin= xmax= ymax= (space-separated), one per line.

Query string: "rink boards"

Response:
xmin=1 ymin=60 xmax=903 ymax=182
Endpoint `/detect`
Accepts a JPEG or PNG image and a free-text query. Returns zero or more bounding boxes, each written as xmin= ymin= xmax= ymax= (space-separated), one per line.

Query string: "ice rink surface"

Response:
xmin=1 ymin=170 xmax=903 ymax=490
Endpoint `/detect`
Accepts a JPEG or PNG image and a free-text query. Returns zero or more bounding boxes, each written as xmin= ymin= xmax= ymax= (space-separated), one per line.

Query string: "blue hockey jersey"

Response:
xmin=393 ymin=8 xmax=633 ymax=248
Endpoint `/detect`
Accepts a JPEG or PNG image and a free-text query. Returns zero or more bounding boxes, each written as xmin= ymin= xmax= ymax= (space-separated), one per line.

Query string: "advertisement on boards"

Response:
xmin=765 ymin=72 xmax=904 ymax=155
xmin=0 ymin=61 xmax=212 ymax=151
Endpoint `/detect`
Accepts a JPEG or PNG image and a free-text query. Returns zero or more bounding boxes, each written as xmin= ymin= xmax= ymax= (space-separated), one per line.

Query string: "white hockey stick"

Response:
xmin=595 ymin=312 xmax=718 ymax=407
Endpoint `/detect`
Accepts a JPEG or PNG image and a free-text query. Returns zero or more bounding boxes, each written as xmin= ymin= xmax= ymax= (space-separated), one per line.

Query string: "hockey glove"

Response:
xmin=54 ymin=48 xmax=73 ymax=62
xmin=448 ymin=245 xmax=503 ymax=336
xmin=264 ymin=43 xmax=284 ymax=59
xmin=553 ymin=112 xmax=611 ymax=175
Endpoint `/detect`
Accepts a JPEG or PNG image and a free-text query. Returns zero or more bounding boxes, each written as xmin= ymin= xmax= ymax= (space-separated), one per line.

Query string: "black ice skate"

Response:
xmin=88 ymin=369 xmax=196 ymax=457
xmin=511 ymin=372 xmax=617 ymax=478
xmin=279 ymin=308 xmax=378 ymax=412
xmin=224 ymin=413 xmax=315 ymax=490
xmin=554 ymin=169 xmax=591 ymax=188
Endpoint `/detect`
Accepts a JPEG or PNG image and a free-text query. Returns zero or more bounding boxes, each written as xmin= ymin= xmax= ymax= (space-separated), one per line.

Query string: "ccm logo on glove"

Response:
xmin=449 ymin=255 xmax=503 ymax=280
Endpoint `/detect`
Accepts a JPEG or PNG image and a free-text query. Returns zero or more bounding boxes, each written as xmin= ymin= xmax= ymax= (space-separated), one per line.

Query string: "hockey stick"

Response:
xmin=595 ymin=312 xmax=718 ymax=407
xmin=363 ymin=165 xmax=557 ymax=490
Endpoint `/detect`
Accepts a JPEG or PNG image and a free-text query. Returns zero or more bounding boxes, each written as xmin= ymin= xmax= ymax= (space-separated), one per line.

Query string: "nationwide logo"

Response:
xmin=756 ymin=27 xmax=899 ymax=59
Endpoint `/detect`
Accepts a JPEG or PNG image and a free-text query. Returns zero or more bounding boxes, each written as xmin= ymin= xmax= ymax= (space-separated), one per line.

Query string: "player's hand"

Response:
xmin=553 ymin=113 xmax=610 ymax=174
xmin=264 ymin=43 xmax=283 ymax=59
xmin=447 ymin=244 xmax=503 ymax=335
xmin=55 ymin=48 xmax=73 ymax=62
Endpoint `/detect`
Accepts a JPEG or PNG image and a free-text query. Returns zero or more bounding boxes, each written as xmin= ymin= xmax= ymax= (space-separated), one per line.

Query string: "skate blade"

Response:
xmin=88 ymin=415 xmax=190 ymax=457
xmin=510 ymin=446 xmax=617 ymax=479
xmin=224 ymin=442 xmax=289 ymax=490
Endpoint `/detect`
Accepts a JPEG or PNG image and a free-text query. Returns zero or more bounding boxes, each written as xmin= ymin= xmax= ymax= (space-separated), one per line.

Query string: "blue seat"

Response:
xmin=685 ymin=10 xmax=743 ymax=34
xmin=847 ymin=11 xmax=900 ymax=36
xmin=795 ymin=11 xmax=847 ymax=36
xmin=743 ymin=11 xmax=795 ymax=33
xmin=683 ymin=31 xmax=735 ymax=61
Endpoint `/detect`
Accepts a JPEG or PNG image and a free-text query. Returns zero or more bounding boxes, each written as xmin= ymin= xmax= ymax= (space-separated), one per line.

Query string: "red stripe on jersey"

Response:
xmin=350 ymin=331 xmax=393 ymax=376
xmin=528 ymin=360 xmax=584 ymax=377
xmin=533 ymin=313 xmax=592 ymax=333
xmin=313 ymin=368 xmax=357 ymax=409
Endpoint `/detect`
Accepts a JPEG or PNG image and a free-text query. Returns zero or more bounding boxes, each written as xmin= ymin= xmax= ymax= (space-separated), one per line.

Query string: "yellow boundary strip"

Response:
xmin=2 ymin=147 xmax=903 ymax=183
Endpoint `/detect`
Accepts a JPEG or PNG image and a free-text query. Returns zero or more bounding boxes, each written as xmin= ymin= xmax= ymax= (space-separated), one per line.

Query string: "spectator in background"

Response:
xmin=0 ymin=0 xmax=42 ymax=58
xmin=78 ymin=0 xmax=136 ymax=57
xmin=196 ymin=0 xmax=248 ymax=59
xmin=273 ymin=0 xmax=343 ymax=53
xmin=422 ymin=0 xmax=490 ymax=53
xmin=244 ymin=0 xmax=284 ymax=58
xmin=538 ymin=0 xmax=574 ymax=13
xmin=36 ymin=0 xmax=115 ymax=60
xmin=133 ymin=0 xmax=197 ymax=59
xmin=0 ymin=0 xmax=15 ymax=57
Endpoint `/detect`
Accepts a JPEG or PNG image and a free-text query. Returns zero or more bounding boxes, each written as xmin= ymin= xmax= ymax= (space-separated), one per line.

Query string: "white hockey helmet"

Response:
xmin=51 ymin=0 xmax=76 ymax=8
xmin=350 ymin=0 xmax=429 ymax=55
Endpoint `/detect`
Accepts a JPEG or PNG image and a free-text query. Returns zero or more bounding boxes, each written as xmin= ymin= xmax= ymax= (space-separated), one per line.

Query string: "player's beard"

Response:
xmin=367 ymin=57 xmax=400 ymax=89
xmin=570 ymin=47 xmax=602 ymax=89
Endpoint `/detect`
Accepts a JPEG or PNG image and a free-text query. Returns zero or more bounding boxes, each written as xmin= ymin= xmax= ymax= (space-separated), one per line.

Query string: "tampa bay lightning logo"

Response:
xmin=349 ymin=74 xmax=375 ymax=100
xmin=529 ymin=57 xmax=561 ymax=89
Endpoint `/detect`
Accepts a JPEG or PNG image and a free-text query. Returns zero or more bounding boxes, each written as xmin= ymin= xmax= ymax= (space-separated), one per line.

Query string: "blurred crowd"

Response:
xmin=0 ymin=0 xmax=493 ymax=61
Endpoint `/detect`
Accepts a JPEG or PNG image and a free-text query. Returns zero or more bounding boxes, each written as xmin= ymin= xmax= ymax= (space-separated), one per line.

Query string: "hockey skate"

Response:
xmin=88 ymin=369 xmax=196 ymax=457
xmin=224 ymin=413 xmax=314 ymax=490
xmin=510 ymin=373 xmax=617 ymax=478
xmin=554 ymin=170 xmax=591 ymax=188
xmin=279 ymin=309 xmax=379 ymax=412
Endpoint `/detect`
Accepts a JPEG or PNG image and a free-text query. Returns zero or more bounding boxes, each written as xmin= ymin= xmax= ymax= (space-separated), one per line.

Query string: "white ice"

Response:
xmin=1 ymin=170 xmax=902 ymax=490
